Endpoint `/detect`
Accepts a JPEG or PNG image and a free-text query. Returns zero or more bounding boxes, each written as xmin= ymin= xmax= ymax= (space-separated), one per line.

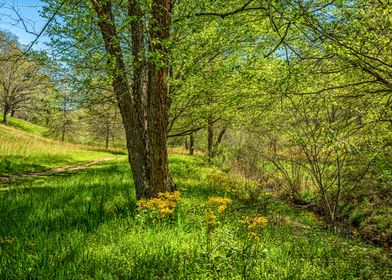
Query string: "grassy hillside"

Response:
xmin=0 ymin=116 xmax=49 ymax=137
xmin=0 ymin=155 xmax=391 ymax=279
xmin=0 ymin=119 xmax=123 ymax=175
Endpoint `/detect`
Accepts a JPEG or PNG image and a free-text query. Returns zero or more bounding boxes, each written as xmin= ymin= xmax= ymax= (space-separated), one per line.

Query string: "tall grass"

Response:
xmin=0 ymin=155 xmax=391 ymax=279
xmin=0 ymin=124 xmax=122 ymax=175
xmin=0 ymin=116 xmax=49 ymax=137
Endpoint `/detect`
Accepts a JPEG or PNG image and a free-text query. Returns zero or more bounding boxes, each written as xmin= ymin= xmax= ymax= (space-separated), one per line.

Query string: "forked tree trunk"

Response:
xmin=91 ymin=0 xmax=174 ymax=199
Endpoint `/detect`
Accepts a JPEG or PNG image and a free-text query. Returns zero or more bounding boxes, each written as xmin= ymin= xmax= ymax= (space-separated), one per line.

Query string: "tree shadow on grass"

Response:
xmin=0 ymin=162 xmax=136 ymax=239
xmin=0 ymin=155 xmax=218 ymax=241
xmin=0 ymin=155 xmax=47 ymax=175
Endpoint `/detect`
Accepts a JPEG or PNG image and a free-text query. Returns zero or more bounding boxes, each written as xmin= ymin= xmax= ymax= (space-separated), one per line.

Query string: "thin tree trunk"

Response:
xmin=61 ymin=118 xmax=66 ymax=142
xmin=61 ymin=126 xmax=65 ymax=142
xmin=105 ymin=127 xmax=109 ymax=149
xmin=3 ymin=103 xmax=9 ymax=124
xmin=189 ymin=133 xmax=194 ymax=155
xmin=213 ymin=127 xmax=226 ymax=157
xmin=45 ymin=109 xmax=50 ymax=126
xmin=61 ymin=102 xmax=67 ymax=142
xmin=105 ymin=112 xmax=110 ymax=150
xmin=207 ymin=116 xmax=214 ymax=162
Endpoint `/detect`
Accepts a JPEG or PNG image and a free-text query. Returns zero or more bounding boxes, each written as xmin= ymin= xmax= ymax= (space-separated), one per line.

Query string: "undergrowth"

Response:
xmin=0 ymin=155 xmax=391 ymax=279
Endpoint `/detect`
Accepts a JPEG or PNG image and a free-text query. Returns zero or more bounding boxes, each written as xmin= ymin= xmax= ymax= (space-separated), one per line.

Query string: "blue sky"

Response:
xmin=0 ymin=0 xmax=49 ymax=50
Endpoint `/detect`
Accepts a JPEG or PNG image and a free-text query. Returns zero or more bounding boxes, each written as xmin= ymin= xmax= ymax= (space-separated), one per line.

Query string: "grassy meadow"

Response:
xmin=0 ymin=117 xmax=49 ymax=137
xmin=1 ymin=154 xmax=391 ymax=279
xmin=0 ymin=1 xmax=390 ymax=277
xmin=0 ymin=118 xmax=123 ymax=175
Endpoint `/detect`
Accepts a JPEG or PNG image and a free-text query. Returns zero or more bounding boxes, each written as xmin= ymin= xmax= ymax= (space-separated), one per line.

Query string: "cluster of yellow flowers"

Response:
xmin=208 ymin=197 xmax=233 ymax=213
xmin=136 ymin=191 xmax=181 ymax=218
xmin=206 ymin=211 xmax=217 ymax=227
xmin=205 ymin=197 xmax=232 ymax=228
xmin=241 ymin=215 xmax=268 ymax=241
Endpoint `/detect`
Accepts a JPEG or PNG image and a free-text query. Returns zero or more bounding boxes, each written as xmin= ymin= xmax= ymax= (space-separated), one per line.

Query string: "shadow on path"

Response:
xmin=0 ymin=157 xmax=115 ymax=186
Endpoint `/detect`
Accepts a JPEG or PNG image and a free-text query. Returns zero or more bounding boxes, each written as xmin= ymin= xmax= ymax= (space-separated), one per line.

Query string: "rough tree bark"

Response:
xmin=90 ymin=0 xmax=174 ymax=199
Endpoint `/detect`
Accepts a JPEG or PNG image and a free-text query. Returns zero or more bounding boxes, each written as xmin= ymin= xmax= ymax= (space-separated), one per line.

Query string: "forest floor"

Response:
xmin=0 ymin=121 xmax=391 ymax=279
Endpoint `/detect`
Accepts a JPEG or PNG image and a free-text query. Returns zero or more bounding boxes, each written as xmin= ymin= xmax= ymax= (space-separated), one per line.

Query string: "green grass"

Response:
xmin=1 ymin=155 xmax=391 ymax=279
xmin=0 ymin=121 xmax=123 ymax=175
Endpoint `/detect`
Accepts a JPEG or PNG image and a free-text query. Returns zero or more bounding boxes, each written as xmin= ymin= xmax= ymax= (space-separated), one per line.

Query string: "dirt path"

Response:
xmin=0 ymin=157 xmax=115 ymax=183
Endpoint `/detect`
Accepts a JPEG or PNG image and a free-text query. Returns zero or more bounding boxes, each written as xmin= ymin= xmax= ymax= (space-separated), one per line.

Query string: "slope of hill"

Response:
xmin=0 ymin=116 xmax=49 ymax=137
xmin=0 ymin=118 xmax=123 ymax=175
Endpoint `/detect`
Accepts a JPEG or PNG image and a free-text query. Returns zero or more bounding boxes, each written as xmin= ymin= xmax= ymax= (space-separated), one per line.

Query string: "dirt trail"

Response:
xmin=0 ymin=157 xmax=115 ymax=183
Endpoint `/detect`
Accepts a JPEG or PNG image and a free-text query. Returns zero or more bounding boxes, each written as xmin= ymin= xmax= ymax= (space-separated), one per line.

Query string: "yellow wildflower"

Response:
xmin=217 ymin=205 xmax=227 ymax=213
xmin=136 ymin=191 xmax=181 ymax=219
xmin=206 ymin=211 xmax=217 ymax=227
xmin=208 ymin=197 xmax=232 ymax=205
xmin=241 ymin=214 xmax=268 ymax=240
xmin=205 ymin=196 xmax=232 ymax=230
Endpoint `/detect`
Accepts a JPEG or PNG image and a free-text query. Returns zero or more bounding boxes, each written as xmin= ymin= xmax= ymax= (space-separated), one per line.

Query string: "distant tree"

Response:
xmin=84 ymin=88 xmax=125 ymax=149
xmin=0 ymin=32 xmax=45 ymax=124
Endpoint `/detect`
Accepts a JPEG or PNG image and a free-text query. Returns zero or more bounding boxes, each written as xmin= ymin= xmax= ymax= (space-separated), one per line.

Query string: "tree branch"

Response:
xmin=173 ymin=0 xmax=266 ymax=23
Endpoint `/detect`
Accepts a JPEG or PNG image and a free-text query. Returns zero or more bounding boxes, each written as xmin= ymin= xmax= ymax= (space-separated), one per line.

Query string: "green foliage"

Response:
xmin=2 ymin=1 xmax=390 ymax=275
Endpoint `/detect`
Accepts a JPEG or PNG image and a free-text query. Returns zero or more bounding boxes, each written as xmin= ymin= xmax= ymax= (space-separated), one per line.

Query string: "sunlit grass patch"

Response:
xmin=0 ymin=116 xmax=49 ymax=136
xmin=0 ymin=123 xmax=122 ymax=175
xmin=0 ymin=156 xmax=391 ymax=279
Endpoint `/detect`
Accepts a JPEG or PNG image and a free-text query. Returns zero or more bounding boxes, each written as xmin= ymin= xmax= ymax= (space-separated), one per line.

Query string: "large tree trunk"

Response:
xmin=91 ymin=0 xmax=174 ymax=199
